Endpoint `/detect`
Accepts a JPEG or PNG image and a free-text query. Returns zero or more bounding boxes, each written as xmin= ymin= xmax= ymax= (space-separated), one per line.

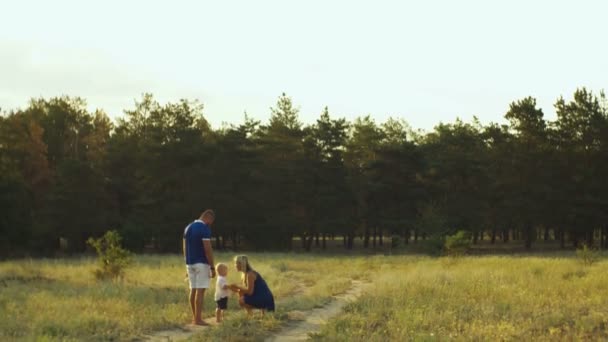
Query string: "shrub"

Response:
xmin=576 ymin=244 xmax=599 ymax=266
xmin=87 ymin=230 xmax=133 ymax=280
xmin=444 ymin=230 xmax=471 ymax=257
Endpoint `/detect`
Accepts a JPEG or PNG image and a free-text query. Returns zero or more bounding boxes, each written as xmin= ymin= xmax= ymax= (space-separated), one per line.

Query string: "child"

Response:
xmin=214 ymin=263 xmax=230 ymax=323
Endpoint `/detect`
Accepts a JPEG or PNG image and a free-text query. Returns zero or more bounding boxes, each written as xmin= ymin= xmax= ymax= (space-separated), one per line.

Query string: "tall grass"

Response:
xmin=1 ymin=255 xmax=188 ymax=341
xmin=0 ymin=253 xmax=368 ymax=341
xmin=314 ymin=255 xmax=608 ymax=341
xmin=2 ymin=253 xmax=607 ymax=341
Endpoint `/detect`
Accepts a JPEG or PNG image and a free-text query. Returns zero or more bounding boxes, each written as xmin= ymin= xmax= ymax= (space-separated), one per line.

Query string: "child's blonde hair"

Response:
xmin=215 ymin=262 xmax=227 ymax=273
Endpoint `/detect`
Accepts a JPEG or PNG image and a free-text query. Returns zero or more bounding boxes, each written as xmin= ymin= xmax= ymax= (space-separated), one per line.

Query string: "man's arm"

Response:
xmin=182 ymin=239 xmax=186 ymax=258
xmin=203 ymin=239 xmax=215 ymax=277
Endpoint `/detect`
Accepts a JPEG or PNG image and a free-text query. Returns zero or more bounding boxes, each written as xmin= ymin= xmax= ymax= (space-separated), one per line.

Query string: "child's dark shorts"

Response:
xmin=216 ymin=297 xmax=228 ymax=310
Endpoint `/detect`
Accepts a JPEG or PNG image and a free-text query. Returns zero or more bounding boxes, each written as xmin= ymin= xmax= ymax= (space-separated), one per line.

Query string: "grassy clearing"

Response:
xmin=0 ymin=253 xmax=369 ymax=341
xmin=192 ymin=254 xmax=374 ymax=341
xmin=314 ymin=255 xmax=608 ymax=341
xmin=2 ymin=252 xmax=608 ymax=341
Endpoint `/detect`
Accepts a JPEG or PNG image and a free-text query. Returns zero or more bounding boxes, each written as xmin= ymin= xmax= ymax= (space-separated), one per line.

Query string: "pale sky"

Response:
xmin=1 ymin=0 xmax=607 ymax=131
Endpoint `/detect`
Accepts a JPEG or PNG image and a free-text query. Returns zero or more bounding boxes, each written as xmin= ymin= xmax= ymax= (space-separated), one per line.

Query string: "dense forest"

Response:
xmin=1 ymin=88 xmax=607 ymax=256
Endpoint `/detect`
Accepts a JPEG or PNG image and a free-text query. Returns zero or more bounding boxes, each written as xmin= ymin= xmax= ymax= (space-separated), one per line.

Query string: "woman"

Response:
xmin=229 ymin=255 xmax=275 ymax=315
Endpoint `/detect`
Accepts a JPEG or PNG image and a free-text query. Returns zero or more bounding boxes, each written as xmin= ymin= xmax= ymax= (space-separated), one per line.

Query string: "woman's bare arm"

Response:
xmin=230 ymin=272 xmax=257 ymax=295
xmin=241 ymin=272 xmax=256 ymax=295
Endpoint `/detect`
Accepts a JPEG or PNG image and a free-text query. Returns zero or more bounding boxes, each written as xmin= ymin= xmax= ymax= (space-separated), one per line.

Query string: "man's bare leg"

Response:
xmin=195 ymin=288 xmax=206 ymax=325
xmin=189 ymin=289 xmax=197 ymax=324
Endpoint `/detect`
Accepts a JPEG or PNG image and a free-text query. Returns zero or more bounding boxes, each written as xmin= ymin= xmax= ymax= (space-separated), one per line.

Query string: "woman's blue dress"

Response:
xmin=243 ymin=271 xmax=275 ymax=311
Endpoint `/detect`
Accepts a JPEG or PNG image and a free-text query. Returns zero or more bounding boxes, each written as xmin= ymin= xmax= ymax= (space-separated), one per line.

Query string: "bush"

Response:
xmin=576 ymin=244 xmax=600 ymax=266
xmin=87 ymin=230 xmax=132 ymax=280
xmin=444 ymin=230 xmax=471 ymax=257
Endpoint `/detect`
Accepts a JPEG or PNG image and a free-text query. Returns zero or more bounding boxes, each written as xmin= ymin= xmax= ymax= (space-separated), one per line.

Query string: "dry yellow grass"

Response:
xmin=2 ymin=253 xmax=607 ymax=341
xmin=314 ymin=255 xmax=608 ymax=341
xmin=0 ymin=253 xmax=365 ymax=341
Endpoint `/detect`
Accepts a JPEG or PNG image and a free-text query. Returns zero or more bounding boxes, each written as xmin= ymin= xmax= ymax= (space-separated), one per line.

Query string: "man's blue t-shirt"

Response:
xmin=183 ymin=220 xmax=211 ymax=265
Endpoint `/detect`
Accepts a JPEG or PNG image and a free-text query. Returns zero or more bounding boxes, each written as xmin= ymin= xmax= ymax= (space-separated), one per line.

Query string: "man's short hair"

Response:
xmin=201 ymin=209 xmax=215 ymax=219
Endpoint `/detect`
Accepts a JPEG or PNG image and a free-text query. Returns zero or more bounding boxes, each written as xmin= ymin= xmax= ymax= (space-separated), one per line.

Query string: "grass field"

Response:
xmin=314 ymin=255 xmax=608 ymax=341
xmin=0 ymin=253 xmax=363 ymax=341
xmin=1 ymin=252 xmax=608 ymax=341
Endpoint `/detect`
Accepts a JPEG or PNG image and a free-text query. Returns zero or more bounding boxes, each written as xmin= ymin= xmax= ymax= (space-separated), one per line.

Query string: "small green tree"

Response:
xmin=576 ymin=244 xmax=600 ymax=266
xmin=87 ymin=230 xmax=132 ymax=280
xmin=444 ymin=230 xmax=472 ymax=257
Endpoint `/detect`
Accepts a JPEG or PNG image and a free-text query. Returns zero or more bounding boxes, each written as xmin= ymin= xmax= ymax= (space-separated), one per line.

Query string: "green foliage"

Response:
xmin=416 ymin=203 xmax=447 ymax=237
xmin=86 ymin=230 xmax=132 ymax=280
xmin=269 ymin=92 xmax=301 ymax=132
xmin=0 ymin=175 xmax=32 ymax=252
xmin=118 ymin=221 xmax=147 ymax=252
xmin=415 ymin=237 xmax=445 ymax=256
xmin=2 ymin=88 xmax=608 ymax=254
xmin=576 ymin=244 xmax=600 ymax=266
xmin=444 ymin=230 xmax=472 ymax=256
xmin=391 ymin=234 xmax=401 ymax=249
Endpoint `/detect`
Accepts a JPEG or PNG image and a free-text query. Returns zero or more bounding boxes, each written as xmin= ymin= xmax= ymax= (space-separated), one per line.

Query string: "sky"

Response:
xmin=1 ymin=0 xmax=607 ymax=131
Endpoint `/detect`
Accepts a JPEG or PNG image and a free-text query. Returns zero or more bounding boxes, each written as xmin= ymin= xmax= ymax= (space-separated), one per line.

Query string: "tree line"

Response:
xmin=1 ymin=88 xmax=607 ymax=256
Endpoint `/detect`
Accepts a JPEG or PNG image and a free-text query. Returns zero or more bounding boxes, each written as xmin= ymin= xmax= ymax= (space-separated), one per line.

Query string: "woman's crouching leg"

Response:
xmin=239 ymin=295 xmax=253 ymax=316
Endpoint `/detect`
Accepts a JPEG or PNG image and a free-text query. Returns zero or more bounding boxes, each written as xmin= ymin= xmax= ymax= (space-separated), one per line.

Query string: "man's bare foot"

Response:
xmin=190 ymin=319 xmax=209 ymax=326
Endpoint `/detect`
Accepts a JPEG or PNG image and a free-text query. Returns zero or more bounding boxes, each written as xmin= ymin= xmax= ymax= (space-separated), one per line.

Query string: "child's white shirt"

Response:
xmin=215 ymin=276 xmax=229 ymax=301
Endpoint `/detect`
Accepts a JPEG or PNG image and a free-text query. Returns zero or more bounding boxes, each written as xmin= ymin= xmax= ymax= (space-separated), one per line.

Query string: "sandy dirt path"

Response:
xmin=265 ymin=280 xmax=369 ymax=342
xmin=140 ymin=280 xmax=368 ymax=342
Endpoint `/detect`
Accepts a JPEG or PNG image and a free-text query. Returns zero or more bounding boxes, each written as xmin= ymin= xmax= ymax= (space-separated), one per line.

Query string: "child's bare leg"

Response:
xmin=215 ymin=308 xmax=222 ymax=323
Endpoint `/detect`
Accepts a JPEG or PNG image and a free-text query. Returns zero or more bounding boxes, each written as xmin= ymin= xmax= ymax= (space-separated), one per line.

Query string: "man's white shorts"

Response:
xmin=186 ymin=263 xmax=210 ymax=289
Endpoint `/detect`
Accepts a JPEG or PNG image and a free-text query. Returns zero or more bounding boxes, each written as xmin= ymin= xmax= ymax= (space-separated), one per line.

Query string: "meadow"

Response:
xmin=2 ymin=252 xmax=608 ymax=341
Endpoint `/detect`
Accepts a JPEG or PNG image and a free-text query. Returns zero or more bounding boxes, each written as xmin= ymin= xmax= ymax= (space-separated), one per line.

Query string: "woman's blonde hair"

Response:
xmin=234 ymin=255 xmax=253 ymax=285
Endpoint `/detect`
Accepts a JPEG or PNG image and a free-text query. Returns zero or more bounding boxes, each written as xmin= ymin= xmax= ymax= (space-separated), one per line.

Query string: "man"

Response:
xmin=183 ymin=209 xmax=216 ymax=325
